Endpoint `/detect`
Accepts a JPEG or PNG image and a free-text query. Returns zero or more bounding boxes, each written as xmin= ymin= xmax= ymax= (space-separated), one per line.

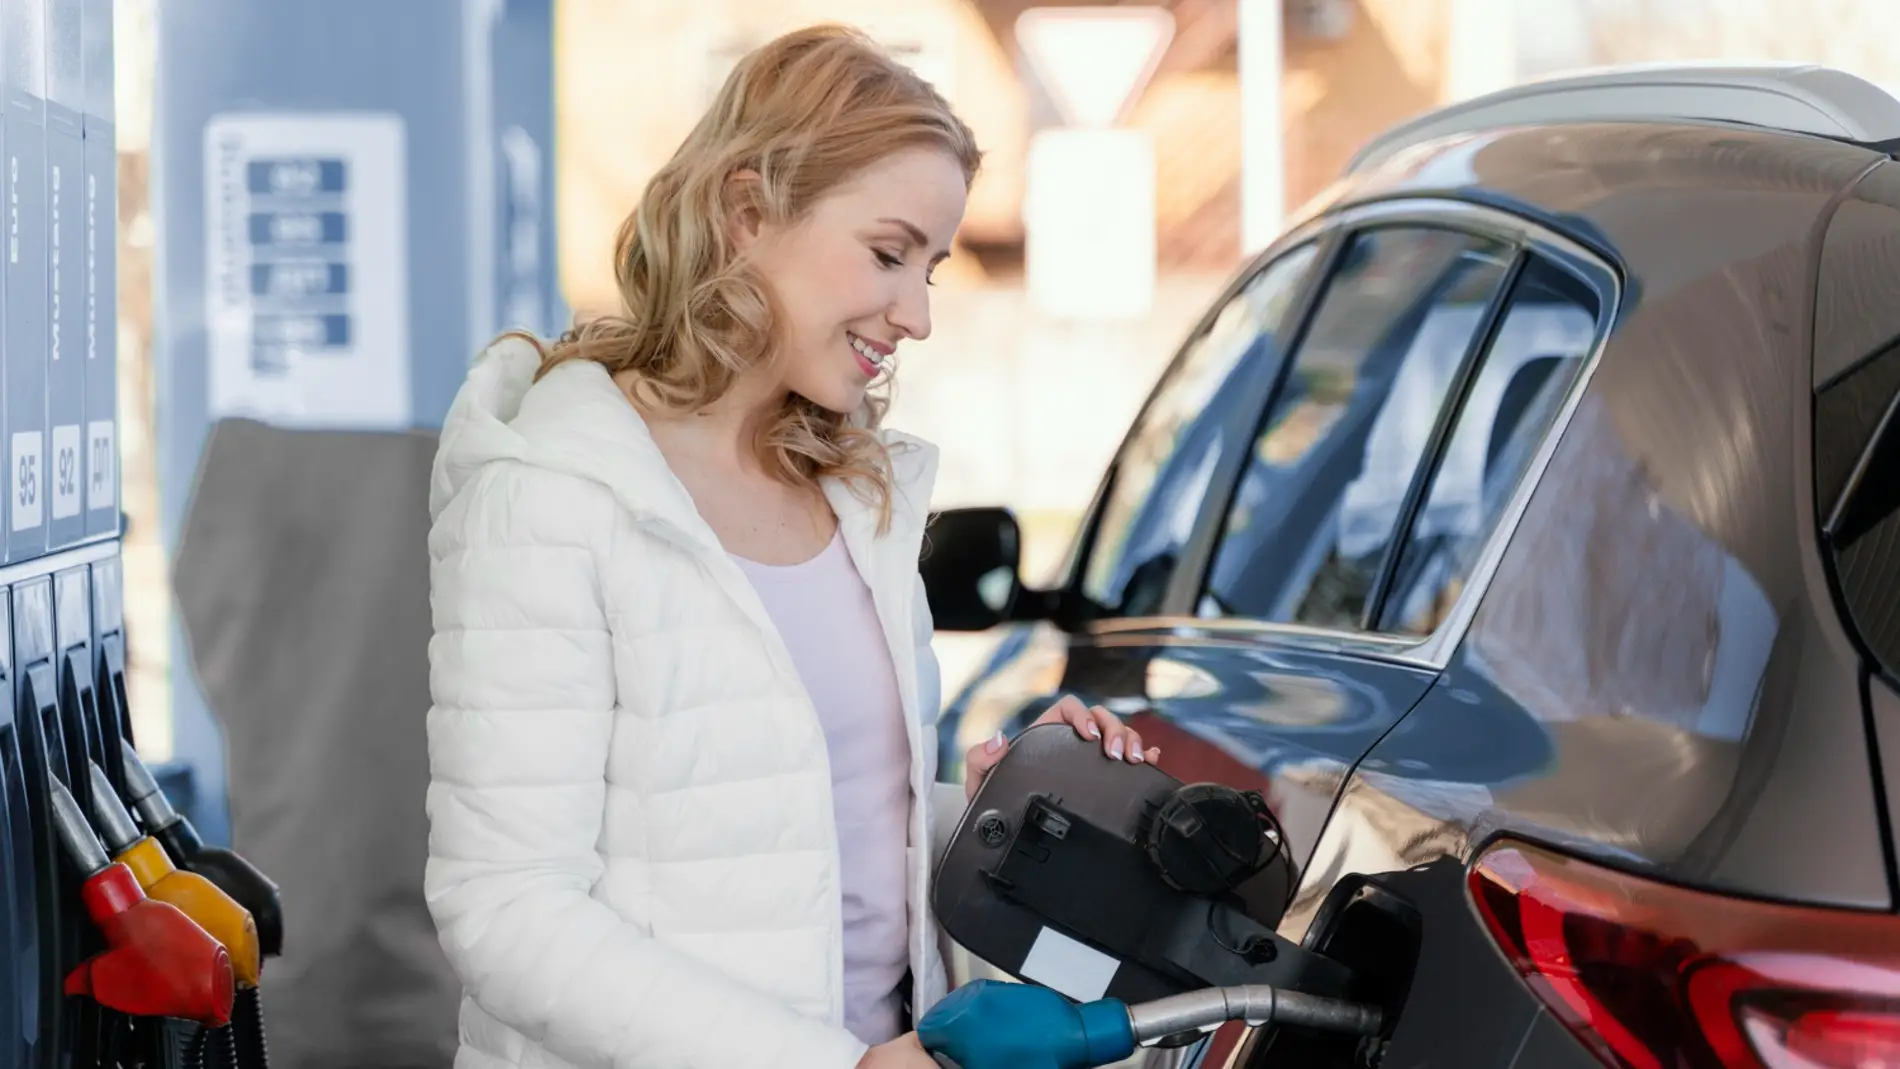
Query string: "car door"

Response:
xmin=946 ymin=206 xmax=1554 ymax=894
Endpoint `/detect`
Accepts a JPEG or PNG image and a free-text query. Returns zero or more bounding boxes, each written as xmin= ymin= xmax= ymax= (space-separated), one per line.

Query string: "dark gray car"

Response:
xmin=922 ymin=64 xmax=1900 ymax=1069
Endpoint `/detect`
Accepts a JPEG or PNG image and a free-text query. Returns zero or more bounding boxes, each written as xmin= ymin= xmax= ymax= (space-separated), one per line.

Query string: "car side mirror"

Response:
xmin=921 ymin=507 xmax=1026 ymax=631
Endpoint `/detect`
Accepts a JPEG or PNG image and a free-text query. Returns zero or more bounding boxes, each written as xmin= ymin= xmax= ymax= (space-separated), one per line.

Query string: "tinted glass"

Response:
xmin=1078 ymin=245 xmax=1318 ymax=618
xmin=1823 ymin=340 xmax=1900 ymax=679
xmin=1377 ymin=256 xmax=1600 ymax=635
xmin=1200 ymin=227 xmax=1513 ymax=628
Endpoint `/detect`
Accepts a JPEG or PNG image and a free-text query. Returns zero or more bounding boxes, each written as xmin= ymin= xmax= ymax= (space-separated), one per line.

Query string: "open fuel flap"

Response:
xmin=933 ymin=724 xmax=1365 ymax=1012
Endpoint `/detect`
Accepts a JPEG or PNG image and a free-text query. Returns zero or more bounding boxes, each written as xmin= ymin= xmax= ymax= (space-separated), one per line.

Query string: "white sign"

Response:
xmin=1020 ymin=926 xmax=1120 ymax=1003
xmin=50 ymin=423 xmax=80 ymax=520
xmin=1016 ymin=7 xmax=1173 ymax=129
xmin=11 ymin=430 xmax=41 ymax=532
xmin=86 ymin=420 xmax=113 ymax=512
xmin=203 ymin=112 xmax=412 ymax=429
xmin=1024 ymin=128 xmax=1156 ymax=320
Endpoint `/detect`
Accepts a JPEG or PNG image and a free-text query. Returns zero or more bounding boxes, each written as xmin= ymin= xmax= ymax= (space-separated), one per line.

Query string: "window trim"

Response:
xmin=1092 ymin=196 xmax=1623 ymax=674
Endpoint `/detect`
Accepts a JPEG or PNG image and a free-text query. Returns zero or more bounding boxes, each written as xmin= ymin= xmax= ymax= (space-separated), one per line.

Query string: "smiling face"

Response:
xmin=736 ymin=146 xmax=970 ymax=414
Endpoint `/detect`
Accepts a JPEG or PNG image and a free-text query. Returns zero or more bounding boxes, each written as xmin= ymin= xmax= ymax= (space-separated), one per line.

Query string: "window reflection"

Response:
xmin=1079 ymin=244 xmax=1319 ymax=618
xmin=1201 ymin=227 xmax=1513 ymax=628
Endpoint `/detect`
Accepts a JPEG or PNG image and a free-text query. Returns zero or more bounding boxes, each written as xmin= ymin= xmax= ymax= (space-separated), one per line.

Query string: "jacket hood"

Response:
xmin=430 ymin=336 xmax=940 ymax=557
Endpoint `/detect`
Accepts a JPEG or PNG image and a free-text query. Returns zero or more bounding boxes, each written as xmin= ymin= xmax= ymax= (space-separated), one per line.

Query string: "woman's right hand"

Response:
xmin=857 ymin=1032 xmax=943 ymax=1069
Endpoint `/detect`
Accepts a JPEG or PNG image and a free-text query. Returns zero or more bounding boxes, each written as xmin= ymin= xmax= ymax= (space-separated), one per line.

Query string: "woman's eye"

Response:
xmin=874 ymin=250 xmax=903 ymax=269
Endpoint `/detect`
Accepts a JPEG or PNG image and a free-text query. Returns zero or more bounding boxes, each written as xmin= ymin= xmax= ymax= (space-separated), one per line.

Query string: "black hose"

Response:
xmin=1269 ymin=990 xmax=1383 ymax=1035
xmin=232 ymin=987 xmax=271 ymax=1069
xmin=170 ymin=1022 xmax=209 ymax=1069
xmin=202 ymin=1022 xmax=239 ymax=1069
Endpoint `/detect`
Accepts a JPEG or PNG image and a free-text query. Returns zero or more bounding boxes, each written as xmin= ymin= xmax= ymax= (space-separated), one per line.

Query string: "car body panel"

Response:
xmin=940 ymin=621 xmax=1435 ymax=879
xmin=1241 ymin=122 xmax=1893 ymax=1069
xmin=1815 ymin=160 xmax=1900 ymax=391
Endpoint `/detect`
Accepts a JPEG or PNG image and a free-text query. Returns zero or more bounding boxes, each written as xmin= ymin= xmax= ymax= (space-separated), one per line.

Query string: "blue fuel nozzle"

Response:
xmin=919 ymin=980 xmax=1136 ymax=1069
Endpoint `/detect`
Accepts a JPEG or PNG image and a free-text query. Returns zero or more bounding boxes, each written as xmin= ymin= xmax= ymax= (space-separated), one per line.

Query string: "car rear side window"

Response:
xmin=1198 ymin=226 xmax=1514 ymax=628
xmin=1077 ymin=243 xmax=1318 ymax=619
xmin=1376 ymin=256 xmax=1600 ymax=636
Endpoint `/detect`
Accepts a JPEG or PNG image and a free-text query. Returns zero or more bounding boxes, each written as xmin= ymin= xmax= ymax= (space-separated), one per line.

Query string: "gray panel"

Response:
xmin=50 ymin=565 xmax=80 ymax=653
xmin=6 ymin=0 xmax=49 ymax=561
xmin=87 ymin=553 xmax=116 ymax=633
xmin=80 ymin=0 xmax=114 ymax=536
xmin=172 ymin=419 xmax=459 ymax=1068
xmin=11 ymin=578 xmax=50 ymax=668
xmin=46 ymin=0 xmax=83 ymax=547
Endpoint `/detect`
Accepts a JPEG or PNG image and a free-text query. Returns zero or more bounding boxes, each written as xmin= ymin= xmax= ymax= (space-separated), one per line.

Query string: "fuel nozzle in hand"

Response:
xmin=918 ymin=979 xmax=1382 ymax=1069
xmin=120 ymin=739 xmax=283 ymax=958
xmin=48 ymin=776 xmax=236 ymax=1027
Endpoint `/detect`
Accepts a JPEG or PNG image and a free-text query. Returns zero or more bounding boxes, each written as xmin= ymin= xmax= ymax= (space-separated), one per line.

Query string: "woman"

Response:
xmin=424 ymin=23 xmax=1157 ymax=1069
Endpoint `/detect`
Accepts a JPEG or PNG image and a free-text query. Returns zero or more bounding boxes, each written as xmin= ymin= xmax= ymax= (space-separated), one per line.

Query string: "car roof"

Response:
xmin=1348 ymin=62 xmax=1900 ymax=176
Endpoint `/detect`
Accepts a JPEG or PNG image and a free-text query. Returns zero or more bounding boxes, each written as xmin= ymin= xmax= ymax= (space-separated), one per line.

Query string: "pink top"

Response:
xmin=732 ymin=530 xmax=913 ymax=1046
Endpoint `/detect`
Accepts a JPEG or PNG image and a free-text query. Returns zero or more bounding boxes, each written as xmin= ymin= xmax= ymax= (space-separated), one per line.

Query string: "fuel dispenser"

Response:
xmin=923 ymin=726 xmax=1390 ymax=1068
xmin=0 ymin=0 xmax=152 ymax=1063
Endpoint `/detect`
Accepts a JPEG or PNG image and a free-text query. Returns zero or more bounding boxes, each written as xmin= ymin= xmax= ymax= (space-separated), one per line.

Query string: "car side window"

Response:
xmin=1198 ymin=226 xmax=1514 ymax=629
xmin=1376 ymin=255 xmax=1600 ymax=636
xmin=1077 ymin=244 xmax=1319 ymax=619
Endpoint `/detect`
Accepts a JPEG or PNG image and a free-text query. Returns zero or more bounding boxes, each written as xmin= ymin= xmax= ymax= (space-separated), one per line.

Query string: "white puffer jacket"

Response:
xmin=425 ymin=337 xmax=966 ymax=1069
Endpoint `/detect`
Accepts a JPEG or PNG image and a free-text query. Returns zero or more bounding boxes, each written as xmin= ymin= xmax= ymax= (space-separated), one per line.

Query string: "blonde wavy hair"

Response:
xmin=513 ymin=24 xmax=981 ymax=532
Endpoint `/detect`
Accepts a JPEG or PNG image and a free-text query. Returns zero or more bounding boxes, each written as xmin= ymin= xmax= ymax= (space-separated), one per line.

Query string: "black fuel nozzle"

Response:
xmin=120 ymin=739 xmax=284 ymax=958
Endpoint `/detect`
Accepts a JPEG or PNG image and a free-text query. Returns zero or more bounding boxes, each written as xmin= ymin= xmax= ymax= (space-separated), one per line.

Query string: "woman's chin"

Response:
xmin=791 ymin=383 xmax=870 ymax=417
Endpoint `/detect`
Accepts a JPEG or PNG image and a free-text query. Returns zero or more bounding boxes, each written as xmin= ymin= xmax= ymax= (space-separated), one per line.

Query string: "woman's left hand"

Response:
xmin=964 ymin=694 xmax=1161 ymax=801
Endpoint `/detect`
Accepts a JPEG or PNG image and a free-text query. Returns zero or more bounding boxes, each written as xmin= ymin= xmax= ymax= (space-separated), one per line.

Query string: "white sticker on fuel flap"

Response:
xmin=1020 ymin=927 xmax=1119 ymax=1002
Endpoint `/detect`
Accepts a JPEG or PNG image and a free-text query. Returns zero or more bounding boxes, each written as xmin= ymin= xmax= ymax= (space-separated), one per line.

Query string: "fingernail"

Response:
xmin=1109 ymin=737 xmax=1124 ymax=759
xmin=986 ymin=731 xmax=1005 ymax=753
xmin=1130 ymin=748 xmax=1144 ymax=763
xmin=1088 ymin=723 xmax=1101 ymax=739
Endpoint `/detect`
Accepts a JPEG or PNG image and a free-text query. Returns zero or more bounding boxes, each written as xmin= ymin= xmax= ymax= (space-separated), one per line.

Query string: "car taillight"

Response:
xmin=1468 ymin=839 xmax=1900 ymax=1069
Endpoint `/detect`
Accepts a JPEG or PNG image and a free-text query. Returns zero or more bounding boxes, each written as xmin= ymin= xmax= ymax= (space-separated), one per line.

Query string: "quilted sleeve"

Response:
xmin=425 ymin=464 xmax=869 ymax=1069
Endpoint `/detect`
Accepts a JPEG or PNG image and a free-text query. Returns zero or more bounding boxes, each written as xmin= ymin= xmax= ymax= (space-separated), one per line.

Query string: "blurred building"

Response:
xmin=112 ymin=0 xmax=1900 ymax=735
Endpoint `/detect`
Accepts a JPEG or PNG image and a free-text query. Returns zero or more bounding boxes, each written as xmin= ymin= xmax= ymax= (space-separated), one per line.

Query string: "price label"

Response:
xmin=12 ymin=431 xmax=42 ymax=531
xmin=87 ymin=420 xmax=114 ymax=512
xmin=51 ymin=424 xmax=80 ymax=520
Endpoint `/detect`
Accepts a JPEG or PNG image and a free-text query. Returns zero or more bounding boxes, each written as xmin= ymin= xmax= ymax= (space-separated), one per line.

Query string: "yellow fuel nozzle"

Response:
xmin=86 ymin=760 xmax=263 ymax=988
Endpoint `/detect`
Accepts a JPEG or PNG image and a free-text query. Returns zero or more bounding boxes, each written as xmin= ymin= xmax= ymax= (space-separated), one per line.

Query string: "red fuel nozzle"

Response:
xmin=46 ymin=775 xmax=235 ymax=1027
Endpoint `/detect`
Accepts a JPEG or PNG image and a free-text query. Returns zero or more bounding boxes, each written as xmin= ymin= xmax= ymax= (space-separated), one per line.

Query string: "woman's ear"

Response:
xmin=724 ymin=169 xmax=767 ymax=251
